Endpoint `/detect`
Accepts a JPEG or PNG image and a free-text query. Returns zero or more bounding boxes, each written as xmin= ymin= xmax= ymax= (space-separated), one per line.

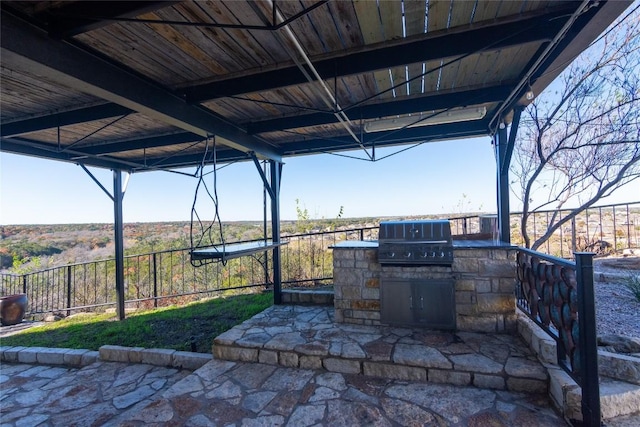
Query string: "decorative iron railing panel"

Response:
xmin=515 ymin=249 xmax=580 ymax=377
xmin=515 ymin=247 xmax=599 ymax=425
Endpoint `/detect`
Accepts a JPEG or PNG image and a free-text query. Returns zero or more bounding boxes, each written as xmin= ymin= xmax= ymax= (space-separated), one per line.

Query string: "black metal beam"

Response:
xmin=184 ymin=6 xmax=574 ymax=102
xmin=279 ymin=120 xmax=490 ymax=156
xmin=43 ymin=1 xmax=179 ymax=38
xmin=0 ymin=138 xmax=143 ymax=170
xmin=113 ymin=170 xmax=126 ymax=320
xmin=79 ymin=132 xmax=202 ymax=156
xmin=247 ymin=85 xmax=512 ymax=134
xmin=126 ymin=148 xmax=250 ymax=171
xmin=495 ymin=125 xmax=510 ymax=243
xmin=1 ymin=12 xmax=282 ymax=162
xmin=270 ymin=160 xmax=282 ymax=305
xmin=1 ymin=104 xmax=133 ymax=137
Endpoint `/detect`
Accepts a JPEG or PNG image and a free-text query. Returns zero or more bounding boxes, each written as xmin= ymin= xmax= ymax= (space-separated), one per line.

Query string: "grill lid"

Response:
xmin=379 ymin=220 xmax=452 ymax=243
xmin=378 ymin=220 xmax=453 ymax=265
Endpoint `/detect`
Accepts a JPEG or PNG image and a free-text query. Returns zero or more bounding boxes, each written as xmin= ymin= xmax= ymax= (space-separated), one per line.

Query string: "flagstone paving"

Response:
xmin=213 ymin=305 xmax=549 ymax=393
xmin=1 ymin=358 xmax=568 ymax=426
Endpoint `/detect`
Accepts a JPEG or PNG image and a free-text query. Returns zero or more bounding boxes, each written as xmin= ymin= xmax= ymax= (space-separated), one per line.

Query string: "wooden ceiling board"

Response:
xmin=494 ymin=0 xmax=528 ymax=20
xmin=20 ymin=113 xmax=179 ymax=147
xmin=378 ymin=1 xmax=405 ymax=97
xmin=140 ymin=8 xmax=234 ymax=77
xmin=300 ymin=1 xmax=345 ymax=54
xmin=378 ymin=0 xmax=403 ymax=40
xmin=168 ymin=2 xmax=251 ymax=73
xmin=75 ymin=25 xmax=199 ymax=87
xmin=423 ymin=59 xmax=443 ymax=93
xmin=491 ymin=43 xmax=540 ymax=83
xmin=274 ymin=1 xmax=327 ymax=56
xmin=404 ymin=0 xmax=427 ymax=96
xmin=352 ymin=0 xmax=394 ymax=100
xmin=221 ymin=1 xmax=293 ymax=65
xmin=427 ymin=0 xmax=452 ymax=32
xmin=0 ymin=68 xmax=100 ymax=121
xmin=325 ymin=0 xmax=365 ymax=50
xmin=184 ymin=1 xmax=268 ymax=70
xmin=469 ymin=0 xmax=499 ymax=23
xmin=448 ymin=0 xmax=476 ymax=29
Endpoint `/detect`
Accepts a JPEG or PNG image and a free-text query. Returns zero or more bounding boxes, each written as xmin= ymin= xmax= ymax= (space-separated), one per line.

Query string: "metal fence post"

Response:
xmin=66 ymin=266 xmax=72 ymax=317
xmin=22 ymin=275 xmax=27 ymax=294
xmin=575 ymin=252 xmax=600 ymax=426
xmin=152 ymin=253 xmax=158 ymax=308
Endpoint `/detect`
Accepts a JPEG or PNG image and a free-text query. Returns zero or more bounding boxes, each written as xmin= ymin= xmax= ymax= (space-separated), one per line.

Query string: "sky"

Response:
xmin=1 ymin=137 xmax=499 ymax=224
xmin=1 ymin=134 xmax=638 ymax=225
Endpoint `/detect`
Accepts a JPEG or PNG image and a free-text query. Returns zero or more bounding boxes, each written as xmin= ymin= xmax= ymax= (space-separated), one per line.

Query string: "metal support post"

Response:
xmin=152 ymin=253 xmax=158 ymax=308
xmin=495 ymin=109 xmax=521 ymax=244
xmin=270 ymin=160 xmax=283 ymax=304
xmin=495 ymin=126 xmax=510 ymax=243
xmin=66 ymin=265 xmax=72 ymax=317
xmin=113 ymin=170 xmax=126 ymax=320
xmin=575 ymin=252 xmax=600 ymax=426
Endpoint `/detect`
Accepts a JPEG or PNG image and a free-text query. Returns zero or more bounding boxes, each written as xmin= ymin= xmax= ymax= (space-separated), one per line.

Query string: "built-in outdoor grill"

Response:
xmin=378 ymin=220 xmax=456 ymax=330
xmin=378 ymin=220 xmax=453 ymax=266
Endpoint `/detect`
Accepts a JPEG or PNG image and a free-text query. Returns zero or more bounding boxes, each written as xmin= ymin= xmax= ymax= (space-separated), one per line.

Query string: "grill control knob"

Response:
xmin=421 ymin=252 xmax=428 ymax=258
xmin=404 ymin=252 xmax=412 ymax=258
xmin=388 ymin=252 xmax=395 ymax=258
xmin=440 ymin=251 xmax=445 ymax=258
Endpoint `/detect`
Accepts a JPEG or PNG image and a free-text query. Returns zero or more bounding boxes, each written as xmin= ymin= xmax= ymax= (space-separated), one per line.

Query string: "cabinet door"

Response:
xmin=413 ymin=280 xmax=455 ymax=330
xmin=381 ymin=280 xmax=413 ymax=325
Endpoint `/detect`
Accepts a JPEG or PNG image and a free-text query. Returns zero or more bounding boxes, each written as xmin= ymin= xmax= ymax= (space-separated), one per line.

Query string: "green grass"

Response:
xmin=0 ymin=292 xmax=272 ymax=353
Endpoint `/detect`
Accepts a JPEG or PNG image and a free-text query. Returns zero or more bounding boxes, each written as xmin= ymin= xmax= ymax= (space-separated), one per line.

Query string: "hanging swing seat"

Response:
xmin=190 ymin=240 xmax=287 ymax=263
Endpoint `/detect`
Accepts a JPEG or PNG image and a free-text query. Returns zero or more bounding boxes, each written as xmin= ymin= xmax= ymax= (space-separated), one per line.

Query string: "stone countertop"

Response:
xmin=330 ymin=240 xmax=516 ymax=250
xmin=330 ymin=240 xmax=379 ymax=249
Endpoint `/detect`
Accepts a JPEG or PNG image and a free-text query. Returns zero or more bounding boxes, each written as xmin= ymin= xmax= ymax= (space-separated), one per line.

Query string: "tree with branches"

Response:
xmin=511 ymin=7 xmax=640 ymax=250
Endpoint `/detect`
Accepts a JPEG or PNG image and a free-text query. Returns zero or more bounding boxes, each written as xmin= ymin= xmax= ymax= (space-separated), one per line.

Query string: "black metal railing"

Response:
xmin=515 ymin=248 xmax=600 ymax=426
xmin=0 ymin=227 xmax=379 ymax=317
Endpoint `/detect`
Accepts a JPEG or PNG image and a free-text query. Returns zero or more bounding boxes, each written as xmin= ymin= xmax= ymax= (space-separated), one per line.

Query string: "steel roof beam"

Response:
xmin=0 ymin=138 xmax=144 ymax=170
xmin=279 ymin=121 xmax=490 ymax=157
xmin=246 ymin=85 xmax=511 ymax=134
xmin=184 ymin=6 xmax=574 ymax=102
xmin=1 ymin=12 xmax=282 ymax=162
xmin=1 ymin=104 xmax=133 ymax=137
xmin=79 ymin=132 xmax=202 ymax=156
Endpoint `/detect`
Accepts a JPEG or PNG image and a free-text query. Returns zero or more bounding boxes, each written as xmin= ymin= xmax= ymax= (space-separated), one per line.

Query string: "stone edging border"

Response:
xmin=0 ymin=345 xmax=212 ymax=371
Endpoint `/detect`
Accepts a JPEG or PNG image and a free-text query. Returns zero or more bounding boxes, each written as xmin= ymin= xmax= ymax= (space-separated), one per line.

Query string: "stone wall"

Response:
xmin=333 ymin=245 xmax=518 ymax=333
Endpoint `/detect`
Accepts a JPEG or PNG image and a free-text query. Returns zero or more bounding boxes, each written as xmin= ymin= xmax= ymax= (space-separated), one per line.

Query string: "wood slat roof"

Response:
xmin=0 ymin=0 xmax=632 ymax=171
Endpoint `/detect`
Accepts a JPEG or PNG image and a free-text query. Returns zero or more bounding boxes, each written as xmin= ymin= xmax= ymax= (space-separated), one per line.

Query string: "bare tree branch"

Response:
xmin=511 ymin=8 xmax=640 ymax=251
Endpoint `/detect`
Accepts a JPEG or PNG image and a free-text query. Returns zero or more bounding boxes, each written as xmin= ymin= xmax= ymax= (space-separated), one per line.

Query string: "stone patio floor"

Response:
xmin=1 ymin=304 xmax=639 ymax=426
xmin=1 ymin=358 xmax=569 ymax=426
xmin=214 ymin=305 xmax=549 ymax=393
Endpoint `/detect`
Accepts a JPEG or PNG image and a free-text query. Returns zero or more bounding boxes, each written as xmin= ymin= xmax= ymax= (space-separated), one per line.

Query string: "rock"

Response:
xmin=598 ymin=335 xmax=640 ymax=353
xmin=44 ymin=314 xmax=62 ymax=322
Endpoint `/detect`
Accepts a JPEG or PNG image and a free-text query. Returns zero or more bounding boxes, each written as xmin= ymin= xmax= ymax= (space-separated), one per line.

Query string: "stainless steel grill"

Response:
xmin=378 ymin=220 xmax=453 ymax=265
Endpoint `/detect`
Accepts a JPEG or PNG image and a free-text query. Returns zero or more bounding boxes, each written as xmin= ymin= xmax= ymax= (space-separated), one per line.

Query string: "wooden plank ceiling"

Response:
xmin=0 ymin=0 xmax=631 ymax=171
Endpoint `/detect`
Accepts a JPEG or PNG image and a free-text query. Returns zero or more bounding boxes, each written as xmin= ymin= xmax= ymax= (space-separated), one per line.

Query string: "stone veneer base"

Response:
xmin=332 ymin=245 xmax=518 ymax=333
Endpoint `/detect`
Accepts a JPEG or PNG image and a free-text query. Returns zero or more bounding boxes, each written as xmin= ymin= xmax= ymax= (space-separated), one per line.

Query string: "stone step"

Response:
xmin=518 ymin=314 xmax=640 ymax=421
xmin=213 ymin=306 xmax=549 ymax=394
xmin=549 ymin=367 xmax=640 ymax=421
xmin=281 ymin=289 xmax=334 ymax=305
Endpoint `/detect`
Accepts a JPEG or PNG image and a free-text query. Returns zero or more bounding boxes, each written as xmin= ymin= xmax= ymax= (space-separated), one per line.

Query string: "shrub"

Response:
xmin=622 ymin=274 xmax=640 ymax=302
